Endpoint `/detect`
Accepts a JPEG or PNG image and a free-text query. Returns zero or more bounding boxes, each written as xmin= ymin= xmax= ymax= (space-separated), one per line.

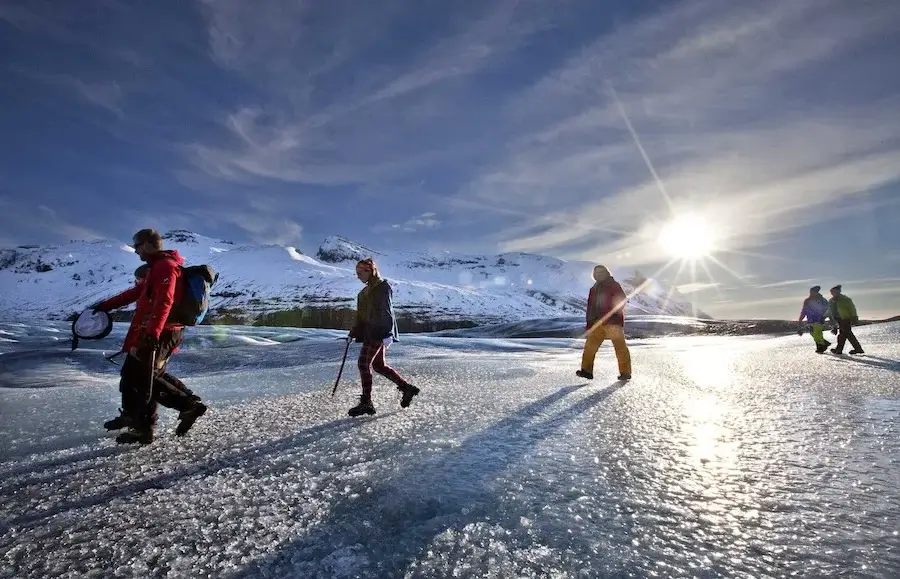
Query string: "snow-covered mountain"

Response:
xmin=0 ymin=230 xmax=709 ymax=328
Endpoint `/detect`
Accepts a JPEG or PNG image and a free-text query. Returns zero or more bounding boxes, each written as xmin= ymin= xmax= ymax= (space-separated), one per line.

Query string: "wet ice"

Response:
xmin=1 ymin=320 xmax=899 ymax=578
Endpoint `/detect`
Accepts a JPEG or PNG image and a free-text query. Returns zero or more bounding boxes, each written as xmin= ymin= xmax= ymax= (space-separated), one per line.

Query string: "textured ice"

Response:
xmin=0 ymin=320 xmax=899 ymax=578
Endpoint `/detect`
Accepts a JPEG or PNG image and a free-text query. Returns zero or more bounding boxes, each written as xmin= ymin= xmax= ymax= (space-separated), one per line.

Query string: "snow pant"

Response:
xmin=358 ymin=340 xmax=411 ymax=399
xmin=119 ymin=329 xmax=198 ymax=429
xmin=809 ymin=323 xmax=827 ymax=346
xmin=834 ymin=320 xmax=862 ymax=353
xmin=582 ymin=324 xmax=632 ymax=377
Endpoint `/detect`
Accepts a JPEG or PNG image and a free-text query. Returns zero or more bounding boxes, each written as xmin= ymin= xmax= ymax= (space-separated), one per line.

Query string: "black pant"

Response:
xmin=119 ymin=329 xmax=197 ymax=428
xmin=835 ymin=320 xmax=863 ymax=353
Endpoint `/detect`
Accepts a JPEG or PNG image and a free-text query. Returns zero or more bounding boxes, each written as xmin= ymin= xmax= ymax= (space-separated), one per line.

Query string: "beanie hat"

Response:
xmin=810 ymin=285 xmax=821 ymax=293
xmin=830 ymin=284 xmax=841 ymax=293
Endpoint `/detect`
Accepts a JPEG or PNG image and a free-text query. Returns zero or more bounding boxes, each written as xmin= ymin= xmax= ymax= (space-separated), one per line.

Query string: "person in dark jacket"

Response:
xmin=577 ymin=265 xmax=632 ymax=381
xmin=346 ymin=258 xmax=419 ymax=417
xmin=93 ymin=229 xmax=207 ymax=444
xmin=828 ymin=284 xmax=864 ymax=355
xmin=797 ymin=285 xmax=832 ymax=354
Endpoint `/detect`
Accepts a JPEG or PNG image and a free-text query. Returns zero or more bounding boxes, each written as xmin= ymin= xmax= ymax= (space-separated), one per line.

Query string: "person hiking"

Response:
xmin=828 ymin=285 xmax=864 ymax=355
xmin=92 ymin=229 xmax=207 ymax=444
xmin=577 ymin=265 xmax=632 ymax=381
xmin=346 ymin=258 xmax=419 ymax=417
xmin=797 ymin=285 xmax=832 ymax=354
xmin=100 ymin=264 xmax=207 ymax=435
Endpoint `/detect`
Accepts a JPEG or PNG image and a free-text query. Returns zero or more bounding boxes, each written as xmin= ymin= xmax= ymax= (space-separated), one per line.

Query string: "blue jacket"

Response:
xmin=799 ymin=294 xmax=830 ymax=324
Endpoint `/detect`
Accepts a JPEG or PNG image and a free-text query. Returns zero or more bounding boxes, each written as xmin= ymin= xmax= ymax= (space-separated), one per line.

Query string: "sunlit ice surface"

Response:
xmin=1 ymin=320 xmax=899 ymax=577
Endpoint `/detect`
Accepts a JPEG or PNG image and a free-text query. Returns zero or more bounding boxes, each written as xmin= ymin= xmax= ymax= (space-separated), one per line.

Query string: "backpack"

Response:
xmin=166 ymin=264 xmax=218 ymax=326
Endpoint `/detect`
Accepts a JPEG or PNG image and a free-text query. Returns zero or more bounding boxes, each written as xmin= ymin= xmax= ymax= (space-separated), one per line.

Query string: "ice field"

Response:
xmin=1 ymin=320 xmax=899 ymax=578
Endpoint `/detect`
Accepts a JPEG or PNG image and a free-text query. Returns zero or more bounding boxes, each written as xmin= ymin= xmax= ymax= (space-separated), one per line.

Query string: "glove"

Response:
xmin=139 ymin=333 xmax=160 ymax=352
xmin=831 ymin=325 xmax=838 ymax=335
xmin=797 ymin=328 xmax=803 ymax=336
xmin=851 ymin=316 xmax=859 ymax=325
xmin=382 ymin=336 xmax=393 ymax=347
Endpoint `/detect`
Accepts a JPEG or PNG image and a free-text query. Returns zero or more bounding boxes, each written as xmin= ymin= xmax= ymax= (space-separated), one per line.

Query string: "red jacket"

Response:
xmin=586 ymin=278 xmax=626 ymax=329
xmin=97 ymin=250 xmax=185 ymax=350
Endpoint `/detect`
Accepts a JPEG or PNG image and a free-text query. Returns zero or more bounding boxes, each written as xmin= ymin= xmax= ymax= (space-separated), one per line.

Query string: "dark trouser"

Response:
xmin=834 ymin=320 xmax=862 ymax=353
xmin=119 ymin=329 xmax=197 ymax=428
xmin=357 ymin=340 xmax=410 ymax=399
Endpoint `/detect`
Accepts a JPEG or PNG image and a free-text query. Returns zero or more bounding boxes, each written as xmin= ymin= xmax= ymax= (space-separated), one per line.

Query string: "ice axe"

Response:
xmin=331 ymin=337 xmax=352 ymax=397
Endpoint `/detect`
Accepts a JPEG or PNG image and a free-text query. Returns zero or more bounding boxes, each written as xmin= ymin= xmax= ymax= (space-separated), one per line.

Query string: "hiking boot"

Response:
xmin=104 ymin=409 xmax=133 ymax=431
xmin=618 ymin=374 xmax=631 ymax=381
xmin=348 ymin=396 xmax=376 ymax=417
xmin=576 ymin=369 xmax=594 ymax=380
xmin=815 ymin=343 xmax=828 ymax=354
xmin=830 ymin=348 xmax=842 ymax=355
xmin=116 ymin=427 xmax=154 ymax=445
xmin=175 ymin=402 xmax=207 ymax=437
xmin=399 ymin=384 xmax=420 ymax=408
xmin=849 ymin=349 xmax=865 ymax=355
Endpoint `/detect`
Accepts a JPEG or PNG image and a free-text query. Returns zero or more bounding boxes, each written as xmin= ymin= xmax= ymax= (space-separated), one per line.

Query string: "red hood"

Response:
xmin=148 ymin=249 xmax=184 ymax=266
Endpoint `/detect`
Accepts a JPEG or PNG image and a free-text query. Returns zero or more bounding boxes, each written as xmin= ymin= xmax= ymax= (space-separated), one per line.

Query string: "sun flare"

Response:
xmin=658 ymin=214 xmax=716 ymax=260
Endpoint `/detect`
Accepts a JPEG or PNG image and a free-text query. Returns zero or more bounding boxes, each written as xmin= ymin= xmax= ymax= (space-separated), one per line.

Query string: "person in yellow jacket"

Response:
xmin=828 ymin=285 xmax=864 ymax=355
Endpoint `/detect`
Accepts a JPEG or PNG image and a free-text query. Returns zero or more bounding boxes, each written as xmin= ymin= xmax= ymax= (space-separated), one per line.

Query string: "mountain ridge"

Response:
xmin=0 ymin=230 xmax=711 ymax=329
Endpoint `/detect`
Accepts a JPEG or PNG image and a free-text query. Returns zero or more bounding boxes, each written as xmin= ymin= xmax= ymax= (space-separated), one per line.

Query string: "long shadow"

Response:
xmin=0 ymin=443 xmax=131 ymax=481
xmin=0 ymin=417 xmax=363 ymax=535
xmin=227 ymin=381 xmax=627 ymax=578
xmin=858 ymin=354 xmax=900 ymax=366
xmin=826 ymin=355 xmax=900 ymax=373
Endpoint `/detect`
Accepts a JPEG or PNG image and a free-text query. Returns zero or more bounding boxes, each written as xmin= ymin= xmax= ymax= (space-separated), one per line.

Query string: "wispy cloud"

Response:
xmin=7 ymin=67 xmax=126 ymax=115
xmin=186 ymin=0 xmax=555 ymax=187
xmin=70 ymin=79 xmax=124 ymax=115
xmin=676 ymin=282 xmax=720 ymax=295
xmin=753 ymin=279 xmax=816 ymax=289
xmin=374 ymin=212 xmax=442 ymax=234
xmin=457 ymin=0 xmax=900 ymax=267
xmin=0 ymin=196 xmax=105 ymax=243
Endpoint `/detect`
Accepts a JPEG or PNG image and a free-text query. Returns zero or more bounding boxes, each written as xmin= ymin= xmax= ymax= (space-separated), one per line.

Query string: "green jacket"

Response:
xmin=352 ymin=278 xmax=400 ymax=343
xmin=828 ymin=294 xmax=857 ymax=321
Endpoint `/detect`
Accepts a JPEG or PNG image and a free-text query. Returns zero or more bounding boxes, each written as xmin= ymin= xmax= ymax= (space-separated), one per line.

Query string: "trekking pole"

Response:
xmin=147 ymin=347 xmax=157 ymax=405
xmin=331 ymin=337 xmax=352 ymax=397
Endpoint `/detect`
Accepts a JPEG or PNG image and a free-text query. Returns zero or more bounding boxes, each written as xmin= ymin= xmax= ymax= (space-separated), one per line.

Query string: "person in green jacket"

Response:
xmin=827 ymin=285 xmax=864 ymax=355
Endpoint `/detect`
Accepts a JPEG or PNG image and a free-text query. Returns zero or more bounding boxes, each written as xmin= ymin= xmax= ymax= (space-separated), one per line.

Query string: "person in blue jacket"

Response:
xmin=797 ymin=285 xmax=831 ymax=354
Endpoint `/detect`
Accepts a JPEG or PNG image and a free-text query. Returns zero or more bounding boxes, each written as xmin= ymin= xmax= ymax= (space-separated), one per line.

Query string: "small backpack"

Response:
xmin=167 ymin=264 xmax=218 ymax=326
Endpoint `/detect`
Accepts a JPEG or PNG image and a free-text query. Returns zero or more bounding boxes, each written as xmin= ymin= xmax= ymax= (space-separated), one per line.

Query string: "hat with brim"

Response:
xmin=72 ymin=309 xmax=113 ymax=341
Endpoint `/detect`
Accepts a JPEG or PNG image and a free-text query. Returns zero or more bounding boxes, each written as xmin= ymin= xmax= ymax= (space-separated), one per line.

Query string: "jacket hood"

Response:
xmin=592 ymin=265 xmax=612 ymax=282
xmin=149 ymin=249 xmax=185 ymax=265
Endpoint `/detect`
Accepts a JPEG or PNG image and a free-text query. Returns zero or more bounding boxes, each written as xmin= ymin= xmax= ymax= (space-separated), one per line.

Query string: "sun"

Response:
xmin=658 ymin=214 xmax=716 ymax=260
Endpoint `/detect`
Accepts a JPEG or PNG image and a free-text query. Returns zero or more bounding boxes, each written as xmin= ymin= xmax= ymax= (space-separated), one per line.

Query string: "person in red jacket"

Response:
xmin=94 ymin=229 xmax=207 ymax=444
xmin=577 ymin=264 xmax=632 ymax=381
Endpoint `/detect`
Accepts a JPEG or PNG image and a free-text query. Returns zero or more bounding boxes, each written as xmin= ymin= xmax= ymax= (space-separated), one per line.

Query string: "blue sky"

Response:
xmin=2 ymin=0 xmax=899 ymax=320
